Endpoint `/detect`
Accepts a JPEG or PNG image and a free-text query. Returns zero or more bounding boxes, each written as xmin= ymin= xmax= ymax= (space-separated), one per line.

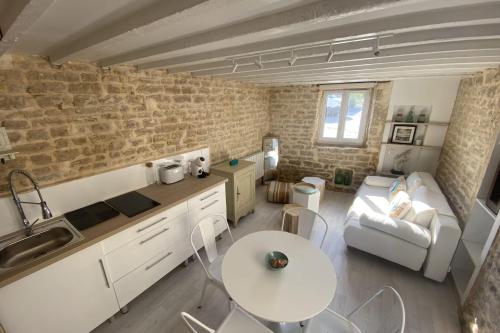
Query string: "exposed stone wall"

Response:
xmin=435 ymin=67 xmax=500 ymax=333
xmin=436 ymin=67 xmax=500 ymax=222
xmin=269 ymin=82 xmax=392 ymax=189
xmin=0 ymin=55 xmax=270 ymax=195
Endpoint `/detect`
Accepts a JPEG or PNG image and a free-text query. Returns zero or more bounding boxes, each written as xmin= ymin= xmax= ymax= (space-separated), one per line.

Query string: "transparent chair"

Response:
xmin=190 ymin=214 xmax=234 ymax=309
xmin=181 ymin=306 xmax=273 ymax=333
xmin=305 ymin=286 xmax=406 ymax=333
xmin=281 ymin=207 xmax=328 ymax=249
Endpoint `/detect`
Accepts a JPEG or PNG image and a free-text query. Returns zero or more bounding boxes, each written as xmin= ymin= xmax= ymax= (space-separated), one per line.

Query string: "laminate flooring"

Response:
xmin=93 ymin=185 xmax=461 ymax=333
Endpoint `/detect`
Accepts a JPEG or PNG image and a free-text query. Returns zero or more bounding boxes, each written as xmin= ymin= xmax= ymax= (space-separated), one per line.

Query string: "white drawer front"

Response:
xmin=101 ymin=202 xmax=188 ymax=254
xmin=113 ymin=247 xmax=183 ymax=307
xmin=187 ymin=184 xmax=225 ymax=210
xmin=189 ymin=198 xmax=227 ymax=251
xmin=105 ymin=213 xmax=187 ymax=282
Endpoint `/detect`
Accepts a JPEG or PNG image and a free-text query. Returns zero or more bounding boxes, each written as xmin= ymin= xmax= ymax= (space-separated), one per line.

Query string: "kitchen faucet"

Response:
xmin=8 ymin=169 xmax=53 ymax=236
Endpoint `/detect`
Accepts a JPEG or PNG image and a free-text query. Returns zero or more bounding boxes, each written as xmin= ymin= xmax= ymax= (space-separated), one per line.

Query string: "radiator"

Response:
xmin=243 ymin=151 xmax=264 ymax=180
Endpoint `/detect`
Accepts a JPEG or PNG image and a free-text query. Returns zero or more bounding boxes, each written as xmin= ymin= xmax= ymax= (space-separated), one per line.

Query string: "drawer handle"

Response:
xmin=200 ymin=191 xmax=218 ymax=201
xmin=98 ymin=259 xmax=111 ymax=288
xmin=145 ymin=252 xmax=173 ymax=271
xmin=140 ymin=228 xmax=170 ymax=245
xmin=201 ymin=200 xmax=218 ymax=210
xmin=137 ymin=217 xmax=167 ymax=233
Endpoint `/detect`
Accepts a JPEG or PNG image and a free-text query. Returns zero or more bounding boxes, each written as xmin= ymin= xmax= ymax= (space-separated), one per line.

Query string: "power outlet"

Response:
xmin=0 ymin=127 xmax=12 ymax=151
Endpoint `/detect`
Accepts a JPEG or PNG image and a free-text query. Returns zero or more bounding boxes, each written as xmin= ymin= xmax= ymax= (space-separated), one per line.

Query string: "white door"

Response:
xmin=0 ymin=243 xmax=119 ymax=333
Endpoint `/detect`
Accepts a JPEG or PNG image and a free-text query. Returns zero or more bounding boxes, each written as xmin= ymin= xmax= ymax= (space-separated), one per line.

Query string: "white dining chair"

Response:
xmin=281 ymin=206 xmax=328 ymax=249
xmin=191 ymin=214 xmax=234 ymax=309
xmin=181 ymin=306 xmax=273 ymax=333
xmin=304 ymin=286 xmax=406 ymax=333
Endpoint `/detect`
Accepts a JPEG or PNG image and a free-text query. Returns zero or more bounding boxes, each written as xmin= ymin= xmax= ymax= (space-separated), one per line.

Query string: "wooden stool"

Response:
xmin=282 ymin=203 xmax=303 ymax=234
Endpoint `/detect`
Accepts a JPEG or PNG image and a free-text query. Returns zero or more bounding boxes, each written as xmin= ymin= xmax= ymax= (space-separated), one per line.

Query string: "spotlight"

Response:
xmin=326 ymin=44 xmax=334 ymax=63
xmin=288 ymin=50 xmax=298 ymax=66
xmin=231 ymin=59 xmax=239 ymax=73
xmin=373 ymin=36 xmax=381 ymax=57
xmin=254 ymin=55 xmax=264 ymax=69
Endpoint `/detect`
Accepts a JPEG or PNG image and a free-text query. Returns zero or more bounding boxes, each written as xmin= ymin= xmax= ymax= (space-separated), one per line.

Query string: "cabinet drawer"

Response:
xmin=113 ymin=247 xmax=183 ymax=307
xmin=105 ymin=213 xmax=187 ymax=282
xmin=188 ymin=184 xmax=225 ymax=210
xmin=190 ymin=199 xmax=228 ymax=250
xmin=101 ymin=202 xmax=188 ymax=254
xmin=190 ymin=196 xmax=226 ymax=222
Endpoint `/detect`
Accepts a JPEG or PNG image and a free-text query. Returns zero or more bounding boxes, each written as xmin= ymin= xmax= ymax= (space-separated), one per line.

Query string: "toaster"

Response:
xmin=159 ymin=164 xmax=184 ymax=184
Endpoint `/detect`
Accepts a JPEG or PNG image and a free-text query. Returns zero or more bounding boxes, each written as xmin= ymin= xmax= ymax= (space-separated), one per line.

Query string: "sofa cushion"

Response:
xmin=417 ymin=172 xmax=442 ymax=193
xmin=405 ymin=186 xmax=440 ymax=228
xmin=406 ymin=172 xmax=423 ymax=195
xmin=388 ymin=191 xmax=412 ymax=218
xmin=388 ymin=176 xmax=406 ymax=201
xmin=347 ymin=184 xmax=391 ymax=219
xmin=359 ymin=212 xmax=432 ymax=248
xmin=364 ymin=176 xmax=394 ymax=188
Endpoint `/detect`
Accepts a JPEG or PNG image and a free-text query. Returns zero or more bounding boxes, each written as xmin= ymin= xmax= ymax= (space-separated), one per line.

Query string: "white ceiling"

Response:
xmin=1 ymin=0 xmax=499 ymax=84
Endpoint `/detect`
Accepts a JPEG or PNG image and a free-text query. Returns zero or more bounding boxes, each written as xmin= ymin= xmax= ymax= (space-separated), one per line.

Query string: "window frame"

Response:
xmin=317 ymin=84 xmax=373 ymax=147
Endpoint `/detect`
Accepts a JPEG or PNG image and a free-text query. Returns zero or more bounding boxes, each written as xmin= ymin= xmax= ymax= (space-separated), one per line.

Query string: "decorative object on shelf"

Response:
xmin=391 ymin=149 xmax=411 ymax=174
xmin=391 ymin=125 xmax=417 ymax=144
xmin=395 ymin=107 xmax=405 ymax=122
xmin=415 ymin=136 xmax=424 ymax=146
xmin=392 ymin=105 xmax=432 ymax=123
xmin=417 ymin=111 xmax=428 ymax=123
xmin=229 ymin=159 xmax=238 ymax=166
xmin=405 ymin=106 xmax=415 ymax=123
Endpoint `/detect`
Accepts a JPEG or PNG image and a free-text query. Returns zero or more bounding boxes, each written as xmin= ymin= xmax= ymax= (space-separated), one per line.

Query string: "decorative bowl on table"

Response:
xmin=266 ymin=251 xmax=288 ymax=270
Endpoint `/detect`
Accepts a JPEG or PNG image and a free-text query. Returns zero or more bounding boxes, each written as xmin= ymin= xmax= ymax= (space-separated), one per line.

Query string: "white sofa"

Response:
xmin=344 ymin=172 xmax=461 ymax=282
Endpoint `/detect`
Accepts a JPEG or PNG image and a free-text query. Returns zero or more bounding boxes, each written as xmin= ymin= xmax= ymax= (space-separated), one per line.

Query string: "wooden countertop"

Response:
xmin=0 ymin=174 xmax=227 ymax=288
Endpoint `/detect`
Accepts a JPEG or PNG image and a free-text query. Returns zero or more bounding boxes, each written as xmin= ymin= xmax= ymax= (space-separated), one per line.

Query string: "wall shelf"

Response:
xmin=385 ymin=121 xmax=449 ymax=126
xmin=381 ymin=142 xmax=442 ymax=150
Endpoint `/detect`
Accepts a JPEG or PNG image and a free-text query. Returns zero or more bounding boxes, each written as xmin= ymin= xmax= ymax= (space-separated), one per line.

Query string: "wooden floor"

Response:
xmin=93 ymin=185 xmax=461 ymax=333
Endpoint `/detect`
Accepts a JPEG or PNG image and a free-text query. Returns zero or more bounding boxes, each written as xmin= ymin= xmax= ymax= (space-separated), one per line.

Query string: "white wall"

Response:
xmin=0 ymin=148 xmax=209 ymax=236
xmin=378 ymin=77 xmax=461 ymax=175
xmin=387 ymin=77 xmax=461 ymax=122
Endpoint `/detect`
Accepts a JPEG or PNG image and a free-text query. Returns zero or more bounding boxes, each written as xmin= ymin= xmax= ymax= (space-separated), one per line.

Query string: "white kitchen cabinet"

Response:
xmin=0 ymin=243 xmax=119 ymax=333
xmin=188 ymin=184 xmax=227 ymax=250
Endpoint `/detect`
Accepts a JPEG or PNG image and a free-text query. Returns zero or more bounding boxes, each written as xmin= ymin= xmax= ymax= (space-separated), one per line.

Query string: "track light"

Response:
xmin=288 ymin=50 xmax=298 ymax=66
xmin=373 ymin=36 xmax=381 ymax=57
xmin=326 ymin=44 xmax=334 ymax=63
xmin=254 ymin=55 xmax=264 ymax=69
xmin=231 ymin=59 xmax=238 ymax=73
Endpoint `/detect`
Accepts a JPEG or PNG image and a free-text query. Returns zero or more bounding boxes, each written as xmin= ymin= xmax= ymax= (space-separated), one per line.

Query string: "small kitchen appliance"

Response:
xmin=159 ymin=163 xmax=184 ymax=184
xmin=190 ymin=157 xmax=206 ymax=177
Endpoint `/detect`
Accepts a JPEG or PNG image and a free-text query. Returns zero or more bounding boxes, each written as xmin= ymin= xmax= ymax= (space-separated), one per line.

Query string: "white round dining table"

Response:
xmin=221 ymin=230 xmax=337 ymax=323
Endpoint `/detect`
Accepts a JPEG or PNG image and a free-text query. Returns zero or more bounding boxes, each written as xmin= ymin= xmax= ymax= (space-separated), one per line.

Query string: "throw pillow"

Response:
xmin=405 ymin=186 xmax=439 ymax=228
xmin=388 ymin=176 xmax=406 ymax=201
xmin=388 ymin=191 xmax=412 ymax=218
xmin=406 ymin=172 xmax=423 ymax=196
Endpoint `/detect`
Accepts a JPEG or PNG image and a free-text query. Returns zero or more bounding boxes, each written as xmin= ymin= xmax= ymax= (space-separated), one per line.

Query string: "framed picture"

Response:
xmin=391 ymin=125 xmax=416 ymax=144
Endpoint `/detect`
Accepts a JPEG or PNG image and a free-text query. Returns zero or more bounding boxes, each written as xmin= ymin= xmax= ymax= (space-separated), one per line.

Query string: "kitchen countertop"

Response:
xmin=0 ymin=174 xmax=227 ymax=288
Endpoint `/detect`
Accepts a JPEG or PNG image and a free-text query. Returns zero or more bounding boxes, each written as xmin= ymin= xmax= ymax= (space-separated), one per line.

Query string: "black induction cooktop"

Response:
xmin=105 ymin=191 xmax=160 ymax=218
xmin=65 ymin=201 xmax=120 ymax=231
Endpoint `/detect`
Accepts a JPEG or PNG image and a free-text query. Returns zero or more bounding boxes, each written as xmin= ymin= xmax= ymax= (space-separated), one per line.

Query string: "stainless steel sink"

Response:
xmin=0 ymin=218 xmax=84 ymax=273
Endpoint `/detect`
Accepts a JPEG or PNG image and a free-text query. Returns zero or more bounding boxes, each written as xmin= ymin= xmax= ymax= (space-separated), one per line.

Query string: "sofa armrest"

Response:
xmin=364 ymin=176 xmax=394 ymax=188
xmin=359 ymin=212 xmax=431 ymax=248
xmin=423 ymin=213 xmax=462 ymax=282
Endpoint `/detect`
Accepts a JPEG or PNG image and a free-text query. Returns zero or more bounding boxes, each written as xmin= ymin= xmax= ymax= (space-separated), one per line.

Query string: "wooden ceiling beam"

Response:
xmin=174 ymin=24 xmax=500 ymax=75
xmin=133 ymin=2 xmax=500 ymax=70
xmin=99 ymin=0 xmax=401 ymax=67
xmin=0 ymin=0 xmax=55 ymax=56
xmin=48 ymin=0 xmax=210 ymax=65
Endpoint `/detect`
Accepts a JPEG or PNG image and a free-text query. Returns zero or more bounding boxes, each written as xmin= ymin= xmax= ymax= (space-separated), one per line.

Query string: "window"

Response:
xmin=318 ymin=86 xmax=372 ymax=146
